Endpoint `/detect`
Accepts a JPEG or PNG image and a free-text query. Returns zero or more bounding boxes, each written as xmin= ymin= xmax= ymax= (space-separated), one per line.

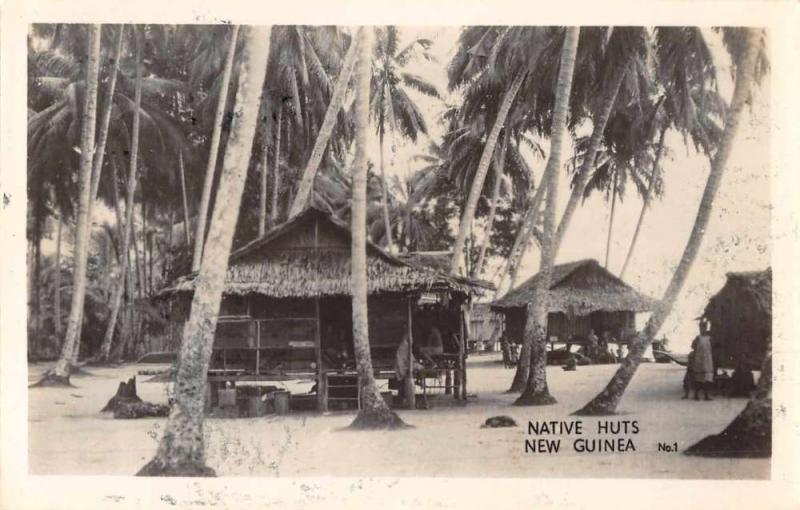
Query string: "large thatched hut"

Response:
xmin=702 ymin=269 xmax=771 ymax=371
xmin=159 ymin=206 xmax=491 ymax=411
xmin=491 ymin=259 xmax=657 ymax=346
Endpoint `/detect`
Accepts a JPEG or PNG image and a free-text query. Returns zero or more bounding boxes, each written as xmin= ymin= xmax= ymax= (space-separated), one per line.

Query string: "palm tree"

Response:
xmin=575 ymin=27 xmax=767 ymax=415
xmin=514 ymin=27 xmax=580 ymax=406
xmin=289 ymin=32 xmax=359 ymax=218
xmin=370 ymin=26 xmax=441 ymax=251
xmin=98 ymin=25 xmax=145 ymax=362
xmin=368 ymin=167 xmax=442 ymax=251
xmin=618 ymin=123 xmax=667 ymax=278
xmin=448 ymin=68 xmax=526 ymax=275
xmin=192 ymin=25 xmax=239 ymax=270
xmin=138 ymin=25 xmax=272 ymax=476
xmin=553 ymin=27 xmax=651 ymax=258
xmin=348 ymin=27 xmax=406 ymax=430
xmin=42 ymin=24 xmax=101 ymax=383
xmin=619 ymin=27 xmax=726 ymax=278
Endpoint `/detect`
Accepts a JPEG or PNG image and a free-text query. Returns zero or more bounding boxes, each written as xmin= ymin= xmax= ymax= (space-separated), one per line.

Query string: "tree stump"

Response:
xmin=102 ymin=377 xmax=142 ymax=412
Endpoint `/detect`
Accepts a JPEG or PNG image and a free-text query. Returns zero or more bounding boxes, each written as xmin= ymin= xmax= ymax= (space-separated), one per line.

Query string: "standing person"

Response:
xmin=692 ymin=320 xmax=714 ymax=401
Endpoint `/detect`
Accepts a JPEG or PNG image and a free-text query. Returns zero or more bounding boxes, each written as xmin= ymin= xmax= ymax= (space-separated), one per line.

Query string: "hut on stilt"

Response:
xmin=491 ymin=259 xmax=656 ymax=361
xmin=701 ymin=269 xmax=771 ymax=395
xmin=158 ymin=206 xmax=491 ymax=413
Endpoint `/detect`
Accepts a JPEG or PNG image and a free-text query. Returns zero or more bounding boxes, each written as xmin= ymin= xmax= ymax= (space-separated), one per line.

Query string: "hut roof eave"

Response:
xmin=490 ymin=259 xmax=657 ymax=315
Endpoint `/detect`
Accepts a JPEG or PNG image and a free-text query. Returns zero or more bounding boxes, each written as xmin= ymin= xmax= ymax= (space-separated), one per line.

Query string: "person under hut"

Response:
xmin=419 ymin=325 xmax=444 ymax=366
xmin=691 ymin=319 xmax=715 ymax=401
xmin=585 ymin=329 xmax=599 ymax=362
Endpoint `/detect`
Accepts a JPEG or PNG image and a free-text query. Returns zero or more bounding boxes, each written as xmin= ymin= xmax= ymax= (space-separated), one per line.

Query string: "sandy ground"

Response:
xmin=28 ymin=354 xmax=769 ymax=479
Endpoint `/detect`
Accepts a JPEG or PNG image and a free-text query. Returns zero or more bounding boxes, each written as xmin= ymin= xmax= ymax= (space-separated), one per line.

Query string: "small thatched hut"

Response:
xmin=159 ymin=206 xmax=491 ymax=411
xmin=702 ymin=269 xmax=771 ymax=371
xmin=491 ymin=259 xmax=657 ymax=346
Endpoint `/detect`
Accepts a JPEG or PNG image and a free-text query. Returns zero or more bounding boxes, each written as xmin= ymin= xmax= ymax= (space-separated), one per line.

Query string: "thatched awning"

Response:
xmin=491 ymin=259 xmax=657 ymax=315
xmin=160 ymin=207 xmax=493 ymax=299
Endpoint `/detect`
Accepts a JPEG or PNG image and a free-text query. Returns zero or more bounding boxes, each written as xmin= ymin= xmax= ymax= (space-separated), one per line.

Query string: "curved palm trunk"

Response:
xmin=193 ymin=25 xmax=239 ymax=270
xmin=450 ymin=71 xmax=525 ymax=275
xmin=378 ymin=130 xmax=395 ymax=250
xmin=348 ymin=27 xmax=405 ymax=430
xmin=289 ymin=35 xmax=360 ymax=217
xmin=515 ymin=26 xmax=579 ymax=406
xmin=604 ymin=172 xmax=618 ymax=269
xmin=49 ymin=25 xmax=102 ymax=381
xmin=619 ymin=126 xmax=666 ymax=279
xmin=99 ymin=31 xmax=145 ymax=363
xmin=474 ymin=129 xmax=508 ymax=278
xmin=575 ymin=29 xmax=762 ymax=415
xmin=269 ymin=105 xmax=283 ymax=225
xmin=138 ymin=26 xmax=272 ymax=477
xmin=553 ymin=71 xmax=625 ymax=258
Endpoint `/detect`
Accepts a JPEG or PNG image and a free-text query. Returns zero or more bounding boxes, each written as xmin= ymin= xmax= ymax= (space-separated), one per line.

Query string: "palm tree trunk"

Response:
xmin=575 ymin=28 xmax=762 ymax=415
xmin=48 ymin=25 xmax=102 ymax=381
xmin=619 ymin=126 xmax=667 ymax=279
xmin=514 ymin=26 xmax=579 ymax=405
xmin=53 ymin=214 xmax=63 ymax=336
xmin=474 ymin=129 xmax=508 ymax=278
xmin=138 ymin=25 xmax=272 ymax=477
xmin=148 ymin=230 xmax=154 ymax=294
xmin=504 ymin=186 xmax=548 ymax=393
xmin=88 ymin=24 xmax=125 ymax=206
xmin=133 ymin=214 xmax=145 ymax=298
xmin=258 ymin=104 xmax=272 ymax=237
xmin=192 ymin=25 xmax=239 ymax=270
xmin=450 ymin=71 xmax=525 ymax=275
xmin=378 ymin=130 xmax=395 ymax=250
xmin=33 ymin=213 xmax=43 ymax=340
xmin=179 ymin=152 xmax=192 ymax=246
xmin=553 ymin=71 xmax=625 ymax=257
xmin=604 ymin=171 xmax=618 ymax=269
xmin=141 ymin=199 xmax=148 ymax=293
xmin=348 ymin=27 xmax=405 ymax=430
xmin=270 ymin=105 xmax=283 ymax=226
xmin=99 ymin=30 xmax=145 ymax=363
xmin=289 ymin=35 xmax=360 ymax=217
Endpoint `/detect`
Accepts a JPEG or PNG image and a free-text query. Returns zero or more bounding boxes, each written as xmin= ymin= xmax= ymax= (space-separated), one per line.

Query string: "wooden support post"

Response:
xmin=460 ymin=299 xmax=468 ymax=401
xmin=313 ymin=216 xmax=328 ymax=412
xmin=406 ymin=296 xmax=416 ymax=410
xmin=255 ymin=321 xmax=260 ymax=376
xmin=316 ymin=297 xmax=328 ymax=412
xmin=445 ymin=369 xmax=452 ymax=395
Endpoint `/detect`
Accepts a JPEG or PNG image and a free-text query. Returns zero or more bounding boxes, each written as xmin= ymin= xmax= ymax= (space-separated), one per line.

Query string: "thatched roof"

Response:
xmin=704 ymin=269 xmax=772 ymax=318
xmin=491 ymin=259 xmax=657 ymax=315
xmin=161 ymin=207 xmax=493 ymax=298
xmin=397 ymin=252 xmax=452 ymax=273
